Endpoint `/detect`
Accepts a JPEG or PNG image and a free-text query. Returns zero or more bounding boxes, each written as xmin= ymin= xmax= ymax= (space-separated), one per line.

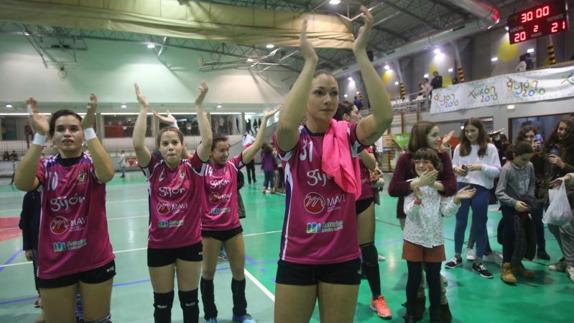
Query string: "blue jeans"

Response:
xmin=454 ymin=183 xmax=489 ymax=259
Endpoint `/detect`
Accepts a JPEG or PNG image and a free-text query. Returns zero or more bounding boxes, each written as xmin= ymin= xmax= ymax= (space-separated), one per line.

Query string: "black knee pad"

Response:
xmin=361 ymin=243 xmax=378 ymax=267
xmin=154 ymin=291 xmax=174 ymax=323
xmin=179 ymin=289 xmax=199 ymax=323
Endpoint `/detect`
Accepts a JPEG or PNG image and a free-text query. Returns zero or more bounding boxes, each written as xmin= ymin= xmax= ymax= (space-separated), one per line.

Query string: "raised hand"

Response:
xmin=550 ymin=174 xmax=573 ymax=188
xmin=300 ymin=19 xmax=318 ymax=63
xmin=353 ymin=6 xmax=373 ymax=55
xmin=27 ymin=97 xmax=49 ymax=136
xmin=134 ymin=83 xmax=149 ymax=109
xmin=263 ymin=105 xmax=281 ymax=119
xmin=454 ymin=166 xmax=468 ymax=177
xmin=195 ymin=81 xmax=209 ymax=106
xmin=82 ymin=93 xmax=97 ymax=129
xmin=439 ymin=130 xmax=455 ymax=152
xmin=455 ymin=186 xmax=476 ymax=203
xmin=153 ymin=111 xmax=177 ymax=125
xmin=548 ymin=154 xmax=565 ymax=168
xmin=418 ymin=170 xmax=438 ymax=187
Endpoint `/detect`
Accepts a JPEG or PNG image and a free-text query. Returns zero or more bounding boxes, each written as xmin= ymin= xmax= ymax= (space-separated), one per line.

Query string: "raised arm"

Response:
xmin=132 ymin=84 xmax=152 ymax=168
xmin=195 ymin=81 xmax=212 ymax=162
xmin=153 ymin=110 xmax=178 ymax=128
xmin=276 ymin=20 xmax=317 ymax=152
xmin=14 ymin=98 xmax=45 ymax=191
xmin=83 ymin=94 xmax=114 ymax=183
xmin=354 ymin=6 xmax=393 ymax=145
xmin=243 ymin=106 xmax=280 ymax=164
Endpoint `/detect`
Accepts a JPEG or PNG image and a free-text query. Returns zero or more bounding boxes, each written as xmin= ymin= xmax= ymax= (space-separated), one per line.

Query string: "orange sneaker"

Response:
xmin=370 ymin=296 xmax=392 ymax=320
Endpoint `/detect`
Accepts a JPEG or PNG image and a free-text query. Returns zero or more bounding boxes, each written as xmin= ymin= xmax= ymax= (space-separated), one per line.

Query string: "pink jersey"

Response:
xmin=143 ymin=153 xmax=206 ymax=249
xmin=276 ymin=124 xmax=365 ymax=264
xmin=358 ymin=146 xmax=374 ymax=201
xmin=35 ymin=154 xmax=114 ymax=280
xmin=202 ymin=155 xmax=243 ymax=231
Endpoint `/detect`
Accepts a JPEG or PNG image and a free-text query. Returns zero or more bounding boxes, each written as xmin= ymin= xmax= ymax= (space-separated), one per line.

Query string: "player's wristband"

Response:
xmin=84 ymin=128 xmax=97 ymax=141
xmin=32 ymin=133 xmax=46 ymax=146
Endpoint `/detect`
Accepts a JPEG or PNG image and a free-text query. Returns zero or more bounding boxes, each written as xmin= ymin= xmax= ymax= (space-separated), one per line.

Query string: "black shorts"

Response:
xmin=355 ymin=198 xmax=374 ymax=214
xmin=148 ymin=241 xmax=203 ymax=267
xmin=37 ymin=260 xmax=116 ymax=289
xmin=201 ymin=226 xmax=243 ymax=242
xmin=276 ymin=258 xmax=361 ymax=286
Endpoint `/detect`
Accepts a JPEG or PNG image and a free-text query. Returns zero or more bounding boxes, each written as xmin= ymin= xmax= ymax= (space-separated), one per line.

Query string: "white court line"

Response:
xmin=0 ymin=230 xmax=280 ymax=269
xmin=244 ymin=268 xmax=275 ymax=302
xmin=113 ymin=247 xmax=147 ymax=254
xmin=243 ymin=230 xmax=281 ymax=237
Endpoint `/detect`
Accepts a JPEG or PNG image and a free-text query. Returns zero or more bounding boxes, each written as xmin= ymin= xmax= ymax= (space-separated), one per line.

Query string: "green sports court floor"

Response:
xmin=0 ymin=171 xmax=572 ymax=322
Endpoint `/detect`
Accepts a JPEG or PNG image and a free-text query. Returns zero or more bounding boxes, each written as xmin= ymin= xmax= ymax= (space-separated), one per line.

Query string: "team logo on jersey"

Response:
xmin=209 ymin=193 xmax=231 ymax=204
xmin=157 ymin=203 xmax=170 ymax=215
xmin=50 ymin=216 xmax=70 ymax=235
xmin=77 ymin=171 xmax=87 ymax=183
xmin=304 ymin=192 xmax=325 ymax=214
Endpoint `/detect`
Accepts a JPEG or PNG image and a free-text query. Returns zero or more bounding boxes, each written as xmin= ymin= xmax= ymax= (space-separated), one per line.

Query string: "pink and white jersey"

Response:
xmin=143 ymin=153 xmax=206 ymax=249
xmin=202 ymin=155 xmax=243 ymax=231
xmin=35 ymin=154 xmax=114 ymax=280
xmin=276 ymin=124 xmax=366 ymax=265
xmin=358 ymin=146 xmax=374 ymax=201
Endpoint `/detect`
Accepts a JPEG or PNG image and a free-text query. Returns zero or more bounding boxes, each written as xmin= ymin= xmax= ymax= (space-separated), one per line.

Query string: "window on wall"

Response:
xmin=159 ymin=115 xmax=200 ymax=136
xmin=0 ymin=116 xmax=29 ymax=140
xmin=103 ymin=115 xmax=152 ymax=138
xmin=211 ymin=114 xmax=240 ymax=136
xmin=510 ymin=113 xmax=572 ymax=143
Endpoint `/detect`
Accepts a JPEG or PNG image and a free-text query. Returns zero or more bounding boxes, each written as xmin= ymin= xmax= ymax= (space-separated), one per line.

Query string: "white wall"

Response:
xmin=0 ymin=33 xmax=294 ymax=113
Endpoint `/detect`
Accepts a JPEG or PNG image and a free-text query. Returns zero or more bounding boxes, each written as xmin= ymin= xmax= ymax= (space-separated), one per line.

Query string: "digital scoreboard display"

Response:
xmin=507 ymin=0 xmax=569 ymax=44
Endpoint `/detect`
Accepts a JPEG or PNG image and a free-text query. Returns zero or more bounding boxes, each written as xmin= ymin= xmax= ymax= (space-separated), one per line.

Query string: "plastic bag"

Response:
xmin=543 ymin=182 xmax=573 ymax=226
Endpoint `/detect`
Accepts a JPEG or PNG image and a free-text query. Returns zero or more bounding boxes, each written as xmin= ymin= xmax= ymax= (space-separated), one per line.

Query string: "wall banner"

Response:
xmin=430 ymin=65 xmax=574 ymax=114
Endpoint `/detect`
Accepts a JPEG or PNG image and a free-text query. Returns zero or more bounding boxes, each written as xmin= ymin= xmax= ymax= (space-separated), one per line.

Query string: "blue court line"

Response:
xmin=0 ymin=249 xmax=23 ymax=273
xmin=0 ymin=264 xmax=233 ymax=306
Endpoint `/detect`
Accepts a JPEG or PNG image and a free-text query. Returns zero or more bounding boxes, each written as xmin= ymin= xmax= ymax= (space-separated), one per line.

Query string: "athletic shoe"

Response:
xmin=537 ymin=250 xmax=550 ymax=261
xmin=445 ymin=256 xmax=462 ymax=269
xmin=466 ymin=248 xmax=476 ymax=261
xmin=232 ymin=314 xmax=256 ymax=323
xmin=567 ymin=266 xmax=574 ymax=283
xmin=370 ymin=296 xmax=392 ymax=320
xmin=378 ymin=254 xmax=386 ymax=261
xmin=472 ymin=262 xmax=493 ymax=279
xmin=549 ymin=259 xmax=567 ymax=272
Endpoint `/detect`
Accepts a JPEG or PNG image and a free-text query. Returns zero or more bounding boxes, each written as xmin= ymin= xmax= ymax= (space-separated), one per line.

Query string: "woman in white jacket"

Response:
xmin=445 ymin=118 xmax=501 ymax=279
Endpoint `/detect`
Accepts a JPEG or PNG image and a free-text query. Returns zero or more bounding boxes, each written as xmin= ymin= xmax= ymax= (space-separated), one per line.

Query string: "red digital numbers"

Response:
xmin=520 ymin=5 xmax=550 ymax=22
xmin=533 ymin=24 xmax=539 ymax=32
xmin=513 ymin=31 xmax=527 ymax=43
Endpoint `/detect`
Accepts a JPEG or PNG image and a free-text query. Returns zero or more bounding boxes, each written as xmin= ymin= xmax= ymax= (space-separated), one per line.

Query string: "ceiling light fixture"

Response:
xmin=266 ymin=43 xmax=275 ymax=49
